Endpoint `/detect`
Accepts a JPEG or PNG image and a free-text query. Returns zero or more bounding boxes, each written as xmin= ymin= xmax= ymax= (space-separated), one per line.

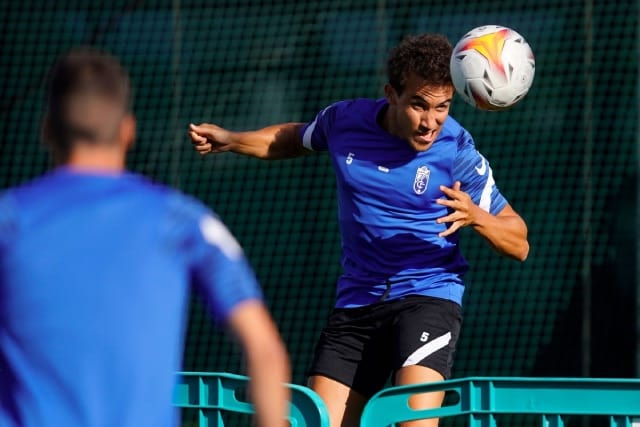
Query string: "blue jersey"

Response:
xmin=0 ymin=167 xmax=263 ymax=427
xmin=301 ymin=98 xmax=507 ymax=308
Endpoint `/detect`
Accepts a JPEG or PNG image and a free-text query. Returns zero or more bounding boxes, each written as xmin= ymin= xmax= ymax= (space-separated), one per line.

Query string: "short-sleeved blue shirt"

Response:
xmin=301 ymin=98 xmax=507 ymax=308
xmin=0 ymin=167 xmax=263 ymax=427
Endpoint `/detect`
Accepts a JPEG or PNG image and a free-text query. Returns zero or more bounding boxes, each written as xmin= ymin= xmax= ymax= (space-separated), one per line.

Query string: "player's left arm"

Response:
xmin=436 ymin=181 xmax=529 ymax=261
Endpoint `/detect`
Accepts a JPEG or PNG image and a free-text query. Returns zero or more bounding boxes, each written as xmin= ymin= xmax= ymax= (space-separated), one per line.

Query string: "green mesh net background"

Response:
xmin=1 ymin=0 xmax=638 ymax=412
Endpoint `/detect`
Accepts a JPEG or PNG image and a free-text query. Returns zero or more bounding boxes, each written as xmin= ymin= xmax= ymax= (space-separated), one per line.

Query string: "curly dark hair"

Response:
xmin=386 ymin=33 xmax=453 ymax=94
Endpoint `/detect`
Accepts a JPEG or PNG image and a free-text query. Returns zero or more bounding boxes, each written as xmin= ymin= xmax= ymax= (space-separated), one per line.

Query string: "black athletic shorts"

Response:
xmin=307 ymin=295 xmax=462 ymax=398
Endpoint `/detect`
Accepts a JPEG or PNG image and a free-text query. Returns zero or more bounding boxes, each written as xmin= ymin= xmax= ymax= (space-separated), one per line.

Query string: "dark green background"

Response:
xmin=1 ymin=1 xmax=638 ymax=419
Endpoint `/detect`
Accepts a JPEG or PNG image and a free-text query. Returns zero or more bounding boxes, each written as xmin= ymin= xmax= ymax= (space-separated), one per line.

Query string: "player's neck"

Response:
xmin=378 ymin=104 xmax=392 ymax=133
xmin=64 ymin=145 xmax=126 ymax=173
xmin=379 ymin=104 xmax=400 ymax=138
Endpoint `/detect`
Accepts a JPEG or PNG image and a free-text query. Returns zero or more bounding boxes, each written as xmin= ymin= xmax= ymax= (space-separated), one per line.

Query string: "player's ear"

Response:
xmin=384 ymin=83 xmax=398 ymax=105
xmin=120 ymin=113 xmax=136 ymax=151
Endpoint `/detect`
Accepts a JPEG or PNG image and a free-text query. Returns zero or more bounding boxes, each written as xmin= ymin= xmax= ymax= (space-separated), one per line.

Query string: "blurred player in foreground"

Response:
xmin=0 ymin=47 xmax=290 ymax=427
xmin=189 ymin=33 xmax=529 ymax=426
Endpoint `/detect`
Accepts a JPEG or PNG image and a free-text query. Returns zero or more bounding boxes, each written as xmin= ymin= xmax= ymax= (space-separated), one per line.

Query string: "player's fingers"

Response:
xmin=189 ymin=123 xmax=214 ymax=139
xmin=189 ymin=123 xmax=204 ymax=132
xmin=436 ymin=211 xmax=457 ymax=224
xmin=439 ymin=185 xmax=457 ymax=197
xmin=188 ymin=123 xmax=201 ymax=136
xmin=189 ymin=131 xmax=207 ymax=145
xmin=191 ymin=122 xmax=219 ymax=135
xmin=439 ymin=229 xmax=454 ymax=238
xmin=435 ymin=198 xmax=455 ymax=208
xmin=439 ymin=226 xmax=454 ymax=237
xmin=439 ymin=221 xmax=462 ymax=237
xmin=195 ymin=142 xmax=212 ymax=153
xmin=435 ymin=215 xmax=449 ymax=226
xmin=439 ymin=229 xmax=451 ymax=238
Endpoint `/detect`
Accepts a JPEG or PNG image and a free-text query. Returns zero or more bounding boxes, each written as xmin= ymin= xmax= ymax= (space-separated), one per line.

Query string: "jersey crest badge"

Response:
xmin=413 ymin=166 xmax=430 ymax=195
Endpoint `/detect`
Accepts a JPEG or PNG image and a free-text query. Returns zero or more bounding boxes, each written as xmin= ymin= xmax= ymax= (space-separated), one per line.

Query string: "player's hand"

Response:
xmin=435 ymin=181 xmax=479 ymax=237
xmin=188 ymin=123 xmax=233 ymax=156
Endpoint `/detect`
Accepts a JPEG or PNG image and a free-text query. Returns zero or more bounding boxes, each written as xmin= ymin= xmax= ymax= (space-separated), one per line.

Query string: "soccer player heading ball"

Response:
xmin=190 ymin=33 xmax=529 ymax=427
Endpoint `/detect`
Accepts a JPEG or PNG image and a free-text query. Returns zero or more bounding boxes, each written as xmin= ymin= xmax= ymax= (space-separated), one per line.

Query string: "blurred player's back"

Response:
xmin=0 ymin=167 xmax=257 ymax=427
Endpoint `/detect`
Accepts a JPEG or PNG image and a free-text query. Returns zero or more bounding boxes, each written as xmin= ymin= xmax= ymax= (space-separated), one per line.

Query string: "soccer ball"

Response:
xmin=450 ymin=25 xmax=535 ymax=111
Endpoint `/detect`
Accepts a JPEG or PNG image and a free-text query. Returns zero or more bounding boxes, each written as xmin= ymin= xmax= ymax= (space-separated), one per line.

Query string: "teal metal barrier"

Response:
xmin=174 ymin=372 xmax=330 ymax=427
xmin=360 ymin=377 xmax=640 ymax=427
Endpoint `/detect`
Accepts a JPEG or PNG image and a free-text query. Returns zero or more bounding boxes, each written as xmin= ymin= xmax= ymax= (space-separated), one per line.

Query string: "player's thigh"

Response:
xmin=395 ymin=365 xmax=445 ymax=427
xmin=390 ymin=296 xmax=461 ymax=426
xmin=308 ymin=375 xmax=367 ymax=427
xmin=392 ymin=296 xmax=462 ymax=379
xmin=394 ymin=365 xmax=444 ymax=409
xmin=307 ymin=305 xmax=392 ymax=397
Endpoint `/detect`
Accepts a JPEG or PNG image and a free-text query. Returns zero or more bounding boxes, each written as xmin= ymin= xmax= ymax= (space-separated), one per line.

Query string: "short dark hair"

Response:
xmin=386 ymin=33 xmax=453 ymax=94
xmin=45 ymin=46 xmax=131 ymax=153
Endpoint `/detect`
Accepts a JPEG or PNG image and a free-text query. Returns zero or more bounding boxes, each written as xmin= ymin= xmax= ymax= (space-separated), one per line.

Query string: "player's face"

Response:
xmin=384 ymin=73 xmax=454 ymax=152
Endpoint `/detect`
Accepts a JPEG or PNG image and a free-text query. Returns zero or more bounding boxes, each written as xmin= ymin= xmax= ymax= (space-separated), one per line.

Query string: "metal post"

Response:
xmin=581 ymin=0 xmax=594 ymax=384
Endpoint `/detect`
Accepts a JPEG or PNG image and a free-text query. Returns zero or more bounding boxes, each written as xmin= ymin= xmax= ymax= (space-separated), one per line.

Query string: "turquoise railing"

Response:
xmin=173 ymin=371 xmax=330 ymax=427
xmin=174 ymin=374 xmax=640 ymax=426
xmin=359 ymin=377 xmax=640 ymax=426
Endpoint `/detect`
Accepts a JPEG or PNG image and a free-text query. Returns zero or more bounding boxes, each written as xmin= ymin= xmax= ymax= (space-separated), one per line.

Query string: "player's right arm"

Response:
xmin=188 ymin=122 xmax=308 ymax=159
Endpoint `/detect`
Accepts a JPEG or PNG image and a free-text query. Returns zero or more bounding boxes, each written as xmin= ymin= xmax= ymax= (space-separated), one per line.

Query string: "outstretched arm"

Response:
xmin=436 ymin=181 xmax=529 ymax=261
xmin=227 ymin=300 xmax=291 ymax=427
xmin=188 ymin=122 xmax=308 ymax=160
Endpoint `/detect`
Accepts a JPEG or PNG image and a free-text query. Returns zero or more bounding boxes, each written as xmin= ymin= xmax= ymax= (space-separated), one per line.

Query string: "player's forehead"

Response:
xmin=410 ymin=85 xmax=454 ymax=106
xmin=402 ymin=72 xmax=453 ymax=103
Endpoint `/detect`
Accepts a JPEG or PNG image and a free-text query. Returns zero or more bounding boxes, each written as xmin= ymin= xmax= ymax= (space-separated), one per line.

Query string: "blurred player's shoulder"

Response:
xmin=127 ymin=172 xmax=224 ymax=232
xmin=1 ymin=167 xmax=217 ymax=235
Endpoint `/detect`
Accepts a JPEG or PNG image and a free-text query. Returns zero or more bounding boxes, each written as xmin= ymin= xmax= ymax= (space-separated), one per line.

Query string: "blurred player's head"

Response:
xmin=383 ymin=34 xmax=454 ymax=152
xmin=43 ymin=46 xmax=135 ymax=163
